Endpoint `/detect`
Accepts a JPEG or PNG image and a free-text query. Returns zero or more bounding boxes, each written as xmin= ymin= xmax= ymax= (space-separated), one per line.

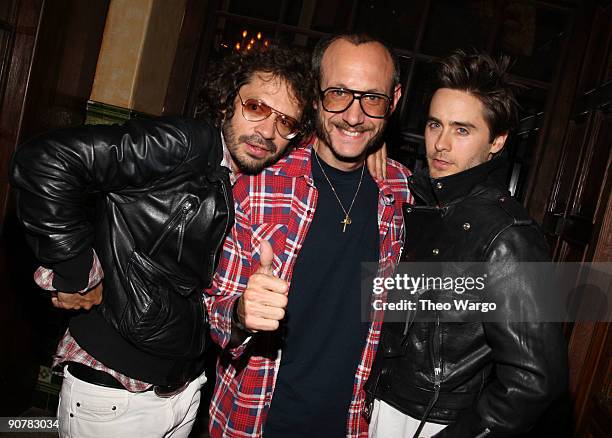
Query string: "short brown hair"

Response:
xmin=433 ymin=49 xmax=520 ymax=141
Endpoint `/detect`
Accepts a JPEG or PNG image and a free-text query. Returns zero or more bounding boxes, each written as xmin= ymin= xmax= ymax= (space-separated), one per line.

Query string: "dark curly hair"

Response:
xmin=433 ymin=49 xmax=521 ymax=141
xmin=197 ymin=45 xmax=315 ymax=139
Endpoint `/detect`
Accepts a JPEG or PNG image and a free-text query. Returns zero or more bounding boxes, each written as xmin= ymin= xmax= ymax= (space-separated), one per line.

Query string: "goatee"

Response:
xmin=222 ymin=122 xmax=279 ymax=174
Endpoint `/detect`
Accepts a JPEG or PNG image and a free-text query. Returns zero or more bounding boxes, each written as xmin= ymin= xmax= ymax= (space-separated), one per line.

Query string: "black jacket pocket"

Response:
xmin=122 ymin=249 xmax=207 ymax=358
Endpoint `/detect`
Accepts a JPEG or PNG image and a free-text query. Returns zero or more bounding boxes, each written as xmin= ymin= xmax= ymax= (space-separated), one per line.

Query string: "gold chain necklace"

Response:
xmin=313 ymin=144 xmax=365 ymax=233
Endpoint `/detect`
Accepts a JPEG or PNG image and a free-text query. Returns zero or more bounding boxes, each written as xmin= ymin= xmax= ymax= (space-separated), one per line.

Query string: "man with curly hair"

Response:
xmin=198 ymin=47 xmax=316 ymax=175
xmin=10 ymin=44 xmax=315 ymax=437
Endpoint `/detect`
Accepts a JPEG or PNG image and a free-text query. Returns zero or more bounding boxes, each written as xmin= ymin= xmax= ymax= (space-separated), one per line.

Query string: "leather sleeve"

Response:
xmin=51 ymin=247 xmax=94 ymax=291
xmin=435 ymin=225 xmax=569 ymax=438
xmin=10 ymin=117 xmax=215 ymax=278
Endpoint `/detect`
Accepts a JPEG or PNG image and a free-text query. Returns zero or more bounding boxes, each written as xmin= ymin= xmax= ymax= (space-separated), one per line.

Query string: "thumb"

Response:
xmin=256 ymin=240 xmax=274 ymax=275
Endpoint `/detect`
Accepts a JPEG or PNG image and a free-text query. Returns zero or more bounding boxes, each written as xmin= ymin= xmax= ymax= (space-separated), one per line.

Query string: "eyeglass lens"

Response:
xmin=241 ymin=98 xmax=298 ymax=139
xmin=322 ymin=88 xmax=390 ymax=118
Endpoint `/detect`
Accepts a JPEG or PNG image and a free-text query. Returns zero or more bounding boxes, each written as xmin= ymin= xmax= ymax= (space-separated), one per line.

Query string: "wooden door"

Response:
xmin=0 ymin=0 xmax=45 ymax=415
xmin=0 ymin=0 xmax=109 ymax=415
xmin=532 ymin=2 xmax=612 ymax=437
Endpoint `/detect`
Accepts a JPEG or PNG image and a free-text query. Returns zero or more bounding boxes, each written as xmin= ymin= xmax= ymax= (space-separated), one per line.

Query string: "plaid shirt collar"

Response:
xmin=270 ymin=135 xmax=397 ymax=207
xmin=265 ymin=135 xmax=313 ymax=179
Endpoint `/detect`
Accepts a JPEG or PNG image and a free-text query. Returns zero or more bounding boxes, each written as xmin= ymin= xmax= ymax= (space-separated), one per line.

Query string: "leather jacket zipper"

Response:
xmin=176 ymin=200 xmax=193 ymax=262
xmin=149 ymin=196 xmax=198 ymax=260
xmin=412 ymin=313 xmax=443 ymax=438
xmin=209 ymin=179 xmax=232 ymax=280
xmin=434 ymin=313 xmax=443 ymax=387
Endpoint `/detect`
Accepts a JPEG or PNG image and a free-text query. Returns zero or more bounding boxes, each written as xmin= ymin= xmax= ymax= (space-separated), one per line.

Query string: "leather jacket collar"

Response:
xmin=410 ymin=152 xmax=510 ymax=207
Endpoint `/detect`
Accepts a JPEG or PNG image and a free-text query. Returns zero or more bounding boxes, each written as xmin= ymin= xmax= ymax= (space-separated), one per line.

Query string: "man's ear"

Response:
xmin=390 ymin=84 xmax=402 ymax=114
xmin=490 ymin=132 xmax=508 ymax=155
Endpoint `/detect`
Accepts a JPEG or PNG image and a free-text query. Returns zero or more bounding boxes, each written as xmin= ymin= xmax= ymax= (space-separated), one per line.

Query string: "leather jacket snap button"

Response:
xmin=463 ymin=222 xmax=471 ymax=231
xmin=435 ymin=182 xmax=443 ymax=190
xmin=405 ymin=206 xmax=412 ymax=213
xmin=432 ymin=248 xmax=440 ymax=255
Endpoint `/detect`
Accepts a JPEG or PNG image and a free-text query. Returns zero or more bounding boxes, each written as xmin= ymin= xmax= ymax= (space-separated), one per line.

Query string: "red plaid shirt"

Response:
xmin=206 ymin=139 xmax=412 ymax=437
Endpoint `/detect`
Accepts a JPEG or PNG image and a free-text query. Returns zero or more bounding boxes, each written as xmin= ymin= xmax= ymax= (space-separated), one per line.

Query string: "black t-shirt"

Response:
xmin=264 ymin=153 xmax=379 ymax=437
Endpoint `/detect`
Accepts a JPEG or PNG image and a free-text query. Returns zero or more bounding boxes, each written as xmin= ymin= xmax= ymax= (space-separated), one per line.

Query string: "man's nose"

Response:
xmin=254 ymin=116 xmax=276 ymax=140
xmin=434 ymin=129 xmax=451 ymax=151
xmin=341 ymin=98 xmax=365 ymax=126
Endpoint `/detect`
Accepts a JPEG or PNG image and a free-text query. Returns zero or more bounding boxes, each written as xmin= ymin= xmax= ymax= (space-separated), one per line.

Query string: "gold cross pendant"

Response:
xmin=341 ymin=215 xmax=352 ymax=232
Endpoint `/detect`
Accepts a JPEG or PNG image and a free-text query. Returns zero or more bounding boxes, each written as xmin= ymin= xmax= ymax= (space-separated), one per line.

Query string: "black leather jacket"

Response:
xmin=11 ymin=118 xmax=233 ymax=378
xmin=366 ymin=157 xmax=568 ymax=437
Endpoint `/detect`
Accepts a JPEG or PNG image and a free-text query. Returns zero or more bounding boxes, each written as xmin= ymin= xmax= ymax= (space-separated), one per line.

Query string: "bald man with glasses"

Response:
xmin=206 ymin=33 xmax=412 ymax=438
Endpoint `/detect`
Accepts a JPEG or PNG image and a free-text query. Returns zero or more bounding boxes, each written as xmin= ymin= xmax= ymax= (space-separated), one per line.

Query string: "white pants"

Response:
xmin=57 ymin=366 xmax=206 ymax=438
xmin=369 ymin=399 xmax=447 ymax=438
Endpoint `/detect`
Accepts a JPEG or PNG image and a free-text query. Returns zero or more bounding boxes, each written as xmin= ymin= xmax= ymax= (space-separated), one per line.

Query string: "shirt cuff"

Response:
xmin=35 ymin=249 xmax=104 ymax=293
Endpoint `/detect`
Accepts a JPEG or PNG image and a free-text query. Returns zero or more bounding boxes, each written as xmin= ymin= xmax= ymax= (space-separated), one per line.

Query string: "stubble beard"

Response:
xmin=222 ymin=120 xmax=281 ymax=174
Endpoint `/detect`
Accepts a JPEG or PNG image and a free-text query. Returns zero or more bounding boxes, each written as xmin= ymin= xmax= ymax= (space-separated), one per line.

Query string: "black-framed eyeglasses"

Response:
xmin=320 ymin=87 xmax=392 ymax=119
xmin=238 ymin=95 xmax=300 ymax=140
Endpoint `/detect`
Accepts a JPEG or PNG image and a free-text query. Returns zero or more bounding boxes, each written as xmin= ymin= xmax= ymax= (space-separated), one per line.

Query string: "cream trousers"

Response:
xmin=57 ymin=366 xmax=206 ymax=438
xmin=369 ymin=399 xmax=447 ymax=438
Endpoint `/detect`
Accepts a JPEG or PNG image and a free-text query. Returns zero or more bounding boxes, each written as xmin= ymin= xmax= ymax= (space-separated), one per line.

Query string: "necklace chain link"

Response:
xmin=313 ymin=144 xmax=365 ymax=232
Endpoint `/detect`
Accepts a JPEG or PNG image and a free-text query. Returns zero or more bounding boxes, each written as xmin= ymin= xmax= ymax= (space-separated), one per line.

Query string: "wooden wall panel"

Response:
xmin=0 ymin=0 xmax=109 ymax=415
xmin=0 ymin=0 xmax=42 ymax=227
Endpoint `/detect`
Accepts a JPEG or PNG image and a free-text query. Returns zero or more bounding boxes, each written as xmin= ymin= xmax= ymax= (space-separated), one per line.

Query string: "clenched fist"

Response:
xmin=51 ymin=283 xmax=103 ymax=310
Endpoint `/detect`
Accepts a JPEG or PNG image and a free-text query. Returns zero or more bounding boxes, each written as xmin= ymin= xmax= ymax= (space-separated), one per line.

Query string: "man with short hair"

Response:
xmin=206 ymin=34 xmax=411 ymax=437
xmin=366 ymin=50 xmax=568 ymax=438
xmin=10 ymin=45 xmax=313 ymax=438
